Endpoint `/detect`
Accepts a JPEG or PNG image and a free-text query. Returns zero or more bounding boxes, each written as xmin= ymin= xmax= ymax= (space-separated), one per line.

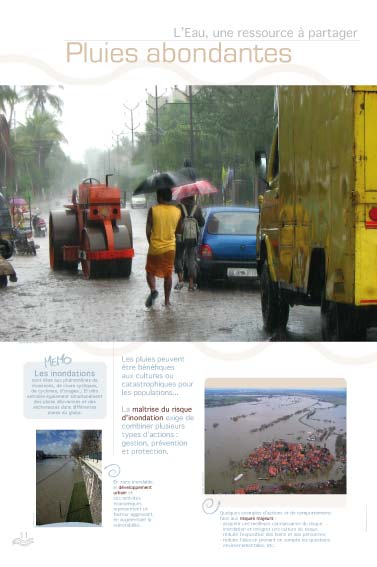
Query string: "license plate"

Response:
xmin=227 ymin=267 xmax=257 ymax=278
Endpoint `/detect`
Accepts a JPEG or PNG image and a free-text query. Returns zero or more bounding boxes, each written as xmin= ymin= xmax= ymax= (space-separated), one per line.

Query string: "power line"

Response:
xmin=123 ymin=103 xmax=140 ymax=154
xmin=145 ymin=86 xmax=167 ymax=144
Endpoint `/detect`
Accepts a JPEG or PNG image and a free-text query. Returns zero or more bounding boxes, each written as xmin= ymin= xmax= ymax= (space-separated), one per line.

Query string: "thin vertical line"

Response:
xmin=112 ymin=340 xmax=115 ymax=456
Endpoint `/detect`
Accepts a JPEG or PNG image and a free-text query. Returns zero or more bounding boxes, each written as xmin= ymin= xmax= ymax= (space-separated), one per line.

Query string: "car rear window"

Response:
xmin=207 ymin=211 xmax=258 ymax=235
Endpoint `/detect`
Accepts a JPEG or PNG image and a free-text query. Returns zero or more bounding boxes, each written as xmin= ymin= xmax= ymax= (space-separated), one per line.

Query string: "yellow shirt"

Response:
xmin=148 ymin=204 xmax=181 ymax=255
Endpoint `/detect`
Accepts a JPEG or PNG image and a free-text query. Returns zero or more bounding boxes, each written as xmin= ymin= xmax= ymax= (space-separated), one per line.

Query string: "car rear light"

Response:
xmin=369 ymin=207 xmax=377 ymax=222
xmin=200 ymin=244 xmax=213 ymax=258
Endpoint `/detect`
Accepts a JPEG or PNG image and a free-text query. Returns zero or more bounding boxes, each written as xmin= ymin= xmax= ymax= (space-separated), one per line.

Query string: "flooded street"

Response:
xmin=1 ymin=205 xmax=337 ymax=342
xmin=205 ymin=393 xmax=346 ymax=493
xmin=36 ymin=457 xmax=80 ymax=525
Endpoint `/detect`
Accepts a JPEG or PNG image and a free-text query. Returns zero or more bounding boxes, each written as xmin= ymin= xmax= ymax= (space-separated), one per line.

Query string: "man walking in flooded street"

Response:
xmin=145 ymin=187 xmax=181 ymax=308
xmin=174 ymin=195 xmax=205 ymax=291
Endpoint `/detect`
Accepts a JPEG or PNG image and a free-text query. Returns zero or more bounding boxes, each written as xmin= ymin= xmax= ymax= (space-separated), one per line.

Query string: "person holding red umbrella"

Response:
xmin=172 ymin=167 xmax=217 ymax=291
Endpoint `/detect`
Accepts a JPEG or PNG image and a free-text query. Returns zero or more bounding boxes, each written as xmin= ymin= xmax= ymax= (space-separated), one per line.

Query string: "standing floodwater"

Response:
xmin=36 ymin=458 xmax=81 ymax=525
xmin=205 ymin=387 xmax=346 ymax=494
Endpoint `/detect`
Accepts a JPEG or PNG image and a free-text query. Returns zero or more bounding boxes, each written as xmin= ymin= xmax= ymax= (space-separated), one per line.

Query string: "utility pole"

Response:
xmin=188 ymin=86 xmax=194 ymax=167
xmin=123 ymin=103 xmax=140 ymax=156
xmin=13 ymin=110 xmax=18 ymax=193
xmin=112 ymin=131 xmax=126 ymax=185
xmin=174 ymin=85 xmax=196 ymax=166
xmin=3 ymin=148 xmax=6 ymax=195
xmin=1 ymin=123 xmax=8 ymax=195
xmin=104 ymin=145 xmax=112 ymax=175
xmin=145 ymin=86 xmax=167 ymax=144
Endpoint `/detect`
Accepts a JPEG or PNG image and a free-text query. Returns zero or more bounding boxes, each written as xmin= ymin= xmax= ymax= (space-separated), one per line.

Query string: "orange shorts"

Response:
xmin=145 ymin=250 xmax=175 ymax=278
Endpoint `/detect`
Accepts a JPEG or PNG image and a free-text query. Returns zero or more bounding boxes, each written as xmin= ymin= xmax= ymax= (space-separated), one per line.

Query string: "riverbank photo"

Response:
xmin=205 ymin=380 xmax=346 ymax=495
xmin=36 ymin=430 xmax=102 ymax=526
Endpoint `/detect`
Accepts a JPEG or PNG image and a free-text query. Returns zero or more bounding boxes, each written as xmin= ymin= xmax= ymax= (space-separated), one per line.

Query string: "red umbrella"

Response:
xmin=9 ymin=197 xmax=27 ymax=206
xmin=172 ymin=179 xmax=218 ymax=200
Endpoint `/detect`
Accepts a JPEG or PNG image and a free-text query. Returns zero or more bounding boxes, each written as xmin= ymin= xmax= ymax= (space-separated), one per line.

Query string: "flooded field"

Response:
xmin=205 ymin=391 xmax=346 ymax=494
xmin=36 ymin=457 xmax=81 ymax=525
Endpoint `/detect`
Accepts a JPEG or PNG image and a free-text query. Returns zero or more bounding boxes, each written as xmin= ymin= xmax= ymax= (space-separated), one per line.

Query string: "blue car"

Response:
xmin=197 ymin=206 xmax=259 ymax=285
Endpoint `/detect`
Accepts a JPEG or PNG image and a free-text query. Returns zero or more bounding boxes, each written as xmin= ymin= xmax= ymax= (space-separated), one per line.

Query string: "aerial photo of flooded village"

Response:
xmin=36 ymin=430 xmax=102 ymax=525
xmin=205 ymin=381 xmax=346 ymax=495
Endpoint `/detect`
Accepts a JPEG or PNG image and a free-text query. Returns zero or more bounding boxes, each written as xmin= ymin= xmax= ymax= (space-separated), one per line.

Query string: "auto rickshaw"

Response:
xmin=9 ymin=196 xmax=38 ymax=255
xmin=0 ymin=195 xmax=17 ymax=287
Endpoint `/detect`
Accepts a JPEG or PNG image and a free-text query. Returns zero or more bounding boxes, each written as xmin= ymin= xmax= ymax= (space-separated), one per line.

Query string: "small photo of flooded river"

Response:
xmin=205 ymin=385 xmax=346 ymax=495
xmin=36 ymin=430 xmax=102 ymax=525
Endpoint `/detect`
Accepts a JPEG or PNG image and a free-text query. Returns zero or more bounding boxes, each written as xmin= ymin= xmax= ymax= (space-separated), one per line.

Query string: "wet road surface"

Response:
xmin=0 ymin=207 xmax=352 ymax=342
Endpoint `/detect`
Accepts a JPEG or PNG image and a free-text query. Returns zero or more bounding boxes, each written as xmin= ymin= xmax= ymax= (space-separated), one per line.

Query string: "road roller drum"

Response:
xmin=49 ymin=209 xmax=79 ymax=270
xmin=49 ymin=176 xmax=134 ymax=279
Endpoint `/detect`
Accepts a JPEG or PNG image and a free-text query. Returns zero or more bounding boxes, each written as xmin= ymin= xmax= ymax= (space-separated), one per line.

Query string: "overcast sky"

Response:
xmin=13 ymin=83 xmax=154 ymax=163
xmin=12 ymin=83 xmax=186 ymax=163
xmin=59 ymin=84 xmax=149 ymax=162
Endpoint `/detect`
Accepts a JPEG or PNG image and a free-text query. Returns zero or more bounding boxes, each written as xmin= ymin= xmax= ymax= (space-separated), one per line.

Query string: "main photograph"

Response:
xmin=1 ymin=84 xmax=376 ymax=341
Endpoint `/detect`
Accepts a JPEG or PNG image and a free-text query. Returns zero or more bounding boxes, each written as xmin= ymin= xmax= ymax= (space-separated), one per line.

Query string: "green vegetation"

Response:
xmin=206 ymin=389 xmax=346 ymax=408
xmin=335 ymin=433 xmax=347 ymax=459
xmin=206 ymin=395 xmax=262 ymax=408
xmin=231 ymin=412 xmax=256 ymax=421
xmin=249 ymin=410 xmax=300 ymax=433
xmin=2 ymin=85 xmax=277 ymax=202
xmin=21 ymin=85 xmax=64 ymax=115
xmin=69 ymin=430 xmax=102 ymax=460
xmin=66 ymin=481 xmax=93 ymax=523
xmin=317 ymin=394 xmax=346 ymax=406
xmin=0 ymin=85 xmax=86 ymax=200
xmin=133 ymin=86 xmax=275 ymax=203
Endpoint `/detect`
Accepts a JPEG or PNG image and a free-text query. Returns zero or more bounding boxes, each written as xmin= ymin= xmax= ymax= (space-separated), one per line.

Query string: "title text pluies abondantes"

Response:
xmin=66 ymin=41 xmax=292 ymax=64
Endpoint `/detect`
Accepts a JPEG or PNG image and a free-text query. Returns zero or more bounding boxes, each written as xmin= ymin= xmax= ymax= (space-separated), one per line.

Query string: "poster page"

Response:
xmin=0 ymin=1 xmax=375 ymax=565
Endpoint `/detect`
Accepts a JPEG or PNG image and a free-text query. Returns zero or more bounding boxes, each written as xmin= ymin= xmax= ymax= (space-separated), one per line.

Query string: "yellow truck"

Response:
xmin=256 ymin=86 xmax=377 ymax=340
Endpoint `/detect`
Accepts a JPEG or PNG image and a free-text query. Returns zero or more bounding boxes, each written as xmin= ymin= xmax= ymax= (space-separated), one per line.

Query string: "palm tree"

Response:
xmin=18 ymin=112 xmax=66 ymax=161
xmin=0 ymin=85 xmax=18 ymax=129
xmin=15 ymin=112 xmax=66 ymax=194
xmin=0 ymin=87 xmax=18 ymax=189
xmin=0 ymin=86 xmax=18 ymax=115
xmin=21 ymin=85 xmax=63 ymax=115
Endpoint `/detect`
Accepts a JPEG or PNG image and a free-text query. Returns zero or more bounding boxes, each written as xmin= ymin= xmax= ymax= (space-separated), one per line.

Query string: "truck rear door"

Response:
xmin=354 ymin=86 xmax=377 ymax=305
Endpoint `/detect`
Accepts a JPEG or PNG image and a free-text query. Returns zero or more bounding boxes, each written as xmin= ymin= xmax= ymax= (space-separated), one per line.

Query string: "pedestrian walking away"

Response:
xmin=145 ymin=188 xmax=182 ymax=307
xmin=174 ymin=195 xmax=205 ymax=291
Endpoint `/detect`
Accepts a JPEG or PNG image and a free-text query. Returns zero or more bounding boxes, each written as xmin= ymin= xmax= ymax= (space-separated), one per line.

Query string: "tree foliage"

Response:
xmin=0 ymin=86 xmax=18 ymax=124
xmin=133 ymin=86 xmax=275 ymax=202
xmin=70 ymin=431 xmax=102 ymax=459
xmin=11 ymin=112 xmax=67 ymax=195
xmin=21 ymin=85 xmax=64 ymax=115
xmin=0 ymin=85 xmax=85 ymax=198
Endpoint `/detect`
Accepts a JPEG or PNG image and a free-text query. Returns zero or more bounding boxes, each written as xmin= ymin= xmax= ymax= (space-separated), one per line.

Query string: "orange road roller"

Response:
xmin=49 ymin=176 xmax=134 ymax=279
